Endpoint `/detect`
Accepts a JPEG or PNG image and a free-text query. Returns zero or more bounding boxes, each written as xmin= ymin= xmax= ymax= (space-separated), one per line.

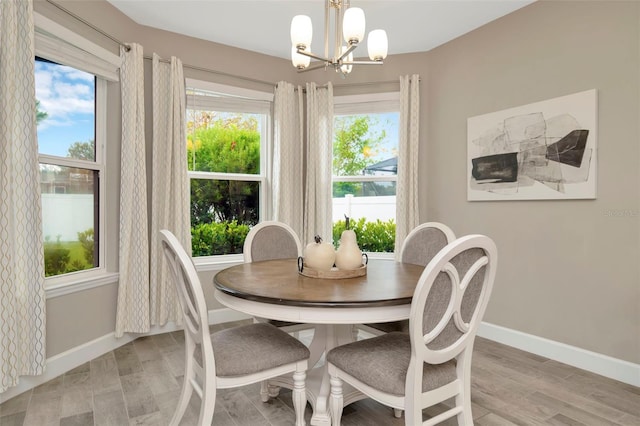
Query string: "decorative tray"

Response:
xmin=297 ymin=255 xmax=368 ymax=279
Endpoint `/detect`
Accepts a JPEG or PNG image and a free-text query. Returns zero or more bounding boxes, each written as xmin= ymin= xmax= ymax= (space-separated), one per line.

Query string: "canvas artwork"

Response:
xmin=467 ymin=89 xmax=597 ymax=201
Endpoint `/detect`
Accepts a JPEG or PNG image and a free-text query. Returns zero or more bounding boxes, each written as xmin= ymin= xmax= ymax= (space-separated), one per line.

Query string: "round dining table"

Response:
xmin=213 ymin=258 xmax=424 ymax=426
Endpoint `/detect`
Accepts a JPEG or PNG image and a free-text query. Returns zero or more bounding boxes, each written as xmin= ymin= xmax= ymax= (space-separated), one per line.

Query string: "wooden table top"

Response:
xmin=213 ymin=258 xmax=425 ymax=308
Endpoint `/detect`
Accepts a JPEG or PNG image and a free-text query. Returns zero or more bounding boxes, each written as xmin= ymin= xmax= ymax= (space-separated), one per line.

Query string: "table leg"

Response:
xmin=310 ymin=324 xmax=355 ymax=426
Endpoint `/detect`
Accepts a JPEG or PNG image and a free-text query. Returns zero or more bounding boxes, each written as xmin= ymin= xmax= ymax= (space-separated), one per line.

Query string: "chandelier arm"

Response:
xmin=296 ymin=48 xmax=331 ymax=63
xmin=296 ymin=62 xmax=329 ymax=73
xmin=343 ymin=60 xmax=384 ymax=65
xmin=336 ymin=43 xmax=358 ymax=62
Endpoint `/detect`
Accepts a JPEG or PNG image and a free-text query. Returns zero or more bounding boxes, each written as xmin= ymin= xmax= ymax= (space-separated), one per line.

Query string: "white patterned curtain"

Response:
xmin=395 ymin=74 xmax=421 ymax=259
xmin=0 ymin=0 xmax=47 ymax=392
xmin=273 ymin=81 xmax=304 ymax=237
xmin=150 ymin=54 xmax=190 ymax=326
xmin=115 ymin=43 xmax=150 ymax=337
xmin=303 ymin=82 xmax=334 ymax=246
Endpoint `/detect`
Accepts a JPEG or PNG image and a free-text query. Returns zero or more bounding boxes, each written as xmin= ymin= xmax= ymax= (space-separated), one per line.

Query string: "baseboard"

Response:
xmin=0 ymin=307 xmax=251 ymax=403
xmin=5 ymin=317 xmax=637 ymax=402
xmin=478 ymin=322 xmax=640 ymax=387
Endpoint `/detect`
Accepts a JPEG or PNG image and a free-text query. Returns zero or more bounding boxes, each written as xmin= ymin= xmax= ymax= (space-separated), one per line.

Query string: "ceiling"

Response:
xmin=106 ymin=0 xmax=536 ymax=61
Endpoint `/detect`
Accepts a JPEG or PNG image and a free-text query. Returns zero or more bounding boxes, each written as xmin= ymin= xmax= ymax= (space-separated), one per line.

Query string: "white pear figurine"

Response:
xmin=304 ymin=235 xmax=336 ymax=271
xmin=335 ymin=216 xmax=363 ymax=270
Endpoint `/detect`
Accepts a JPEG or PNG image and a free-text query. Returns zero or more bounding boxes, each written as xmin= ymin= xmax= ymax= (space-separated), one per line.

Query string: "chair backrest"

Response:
xmin=243 ymin=221 xmax=302 ymax=263
xmin=408 ymin=234 xmax=497 ymax=366
xmin=400 ymin=222 xmax=456 ymax=267
xmin=160 ymin=230 xmax=215 ymax=378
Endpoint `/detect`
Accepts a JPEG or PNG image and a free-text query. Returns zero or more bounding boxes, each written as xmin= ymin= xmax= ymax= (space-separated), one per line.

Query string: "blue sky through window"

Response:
xmin=35 ymin=58 xmax=95 ymax=158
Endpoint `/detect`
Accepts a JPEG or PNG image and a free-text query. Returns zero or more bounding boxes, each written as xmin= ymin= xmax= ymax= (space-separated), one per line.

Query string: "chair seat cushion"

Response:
xmin=327 ymin=332 xmax=456 ymax=396
xmin=212 ymin=323 xmax=310 ymax=377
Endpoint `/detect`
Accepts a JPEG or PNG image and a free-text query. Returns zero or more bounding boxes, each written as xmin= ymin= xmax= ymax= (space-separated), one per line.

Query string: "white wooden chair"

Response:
xmin=360 ymin=222 xmax=456 ymax=336
xmin=328 ymin=234 xmax=497 ymax=425
xmin=243 ymin=221 xmax=314 ymax=334
xmin=243 ymin=221 xmax=316 ymax=401
xmin=160 ymin=230 xmax=310 ymax=426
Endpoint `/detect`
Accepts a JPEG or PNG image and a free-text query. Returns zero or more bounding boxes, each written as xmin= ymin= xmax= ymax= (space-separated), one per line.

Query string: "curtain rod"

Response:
xmin=45 ymin=0 xmax=408 ymax=91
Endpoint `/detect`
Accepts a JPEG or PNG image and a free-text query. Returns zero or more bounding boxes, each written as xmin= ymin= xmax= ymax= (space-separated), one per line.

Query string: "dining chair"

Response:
xmin=360 ymin=222 xmax=456 ymax=336
xmin=243 ymin=221 xmax=314 ymax=333
xmin=327 ymin=234 xmax=497 ymax=425
xmin=160 ymin=230 xmax=310 ymax=426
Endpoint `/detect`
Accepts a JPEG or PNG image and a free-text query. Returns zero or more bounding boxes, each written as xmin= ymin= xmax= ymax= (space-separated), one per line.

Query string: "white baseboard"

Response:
xmin=0 ymin=308 xmax=250 ymax=403
xmin=478 ymin=322 xmax=640 ymax=387
xmin=4 ymin=317 xmax=637 ymax=403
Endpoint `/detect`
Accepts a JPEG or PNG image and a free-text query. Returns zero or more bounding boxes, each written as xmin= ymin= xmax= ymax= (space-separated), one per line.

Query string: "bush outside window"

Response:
xmin=186 ymin=86 xmax=269 ymax=257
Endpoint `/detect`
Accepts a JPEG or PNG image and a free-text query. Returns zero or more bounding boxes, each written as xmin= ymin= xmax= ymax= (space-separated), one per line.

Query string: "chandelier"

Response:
xmin=290 ymin=0 xmax=388 ymax=75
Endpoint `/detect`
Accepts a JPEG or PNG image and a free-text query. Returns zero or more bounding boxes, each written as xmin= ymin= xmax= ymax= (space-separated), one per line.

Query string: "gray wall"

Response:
xmin=425 ymin=0 xmax=640 ymax=364
xmin=37 ymin=0 xmax=639 ymax=365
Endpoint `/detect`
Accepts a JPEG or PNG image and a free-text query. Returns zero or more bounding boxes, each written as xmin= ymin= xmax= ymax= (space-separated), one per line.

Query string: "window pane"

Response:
xmin=190 ymin=179 xmax=259 ymax=256
xmin=332 ymin=192 xmax=396 ymax=253
xmin=332 ymin=111 xmax=398 ymax=253
xmin=186 ymin=110 xmax=261 ymax=174
xmin=333 ymin=112 xmax=399 ymax=177
xmin=35 ymin=58 xmax=96 ymax=161
xmin=41 ymin=164 xmax=98 ymax=276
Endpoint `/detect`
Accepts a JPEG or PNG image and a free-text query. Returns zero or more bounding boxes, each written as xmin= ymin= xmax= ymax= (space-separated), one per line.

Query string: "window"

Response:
xmin=333 ymin=93 xmax=399 ymax=253
xmin=186 ymin=81 xmax=272 ymax=257
xmin=36 ymin=57 xmax=103 ymax=277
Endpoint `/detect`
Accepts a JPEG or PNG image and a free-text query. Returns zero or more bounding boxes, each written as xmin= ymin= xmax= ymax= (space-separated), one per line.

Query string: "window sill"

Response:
xmin=192 ymin=252 xmax=395 ymax=272
xmin=364 ymin=252 xmax=395 ymax=261
xmin=45 ymin=271 xmax=119 ymax=299
xmin=193 ymin=254 xmax=244 ymax=272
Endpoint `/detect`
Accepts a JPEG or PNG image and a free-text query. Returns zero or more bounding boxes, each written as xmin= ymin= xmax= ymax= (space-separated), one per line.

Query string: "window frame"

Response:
xmin=185 ymin=79 xmax=273 ymax=265
xmin=38 ymin=69 xmax=108 ymax=291
xmin=33 ymin=11 xmax=120 ymax=295
xmin=333 ymin=92 xmax=400 ymax=188
xmin=333 ymin=92 xmax=400 ymax=257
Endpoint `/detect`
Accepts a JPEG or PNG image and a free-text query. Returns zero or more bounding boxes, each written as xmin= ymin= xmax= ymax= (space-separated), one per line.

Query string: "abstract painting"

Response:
xmin=467 ymin=89 xmax=597 ymax=201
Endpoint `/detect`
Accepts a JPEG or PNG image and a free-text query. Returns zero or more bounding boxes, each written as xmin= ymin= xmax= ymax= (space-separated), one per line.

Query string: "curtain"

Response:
xmin=303 ymin=82 xmax=334 ymax=246
xmin=115 ymin=43 xmax=150 ymax=337
xmin=273 ymin=81 xmax=304 ymax=238
xmin=0 ymin=0 xmax=47 ymax=392
xmin=150 ymin=54 xmax=190 ymax=326
xmin=395 ymin=74 xmax=420 ymax=259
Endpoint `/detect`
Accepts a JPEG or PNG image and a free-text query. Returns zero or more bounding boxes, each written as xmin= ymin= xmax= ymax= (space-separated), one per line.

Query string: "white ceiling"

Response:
xmin=106 ymin=0 xmax=536 ymax=60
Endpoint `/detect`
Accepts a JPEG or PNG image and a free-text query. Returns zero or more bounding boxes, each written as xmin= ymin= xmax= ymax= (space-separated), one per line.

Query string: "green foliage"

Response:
xmin=36 ymin=99 xmax=48 ymax=125
xmin=187 ymin=114 xmax=260 ymax=228
xmin=43 ymin=234 xmax=94 ymax=277
xmin=66 ymin=259 xmax=87 ymax=273
xmin=332 ymin=182 xmax=362 ymax=198
xmin=333 ymin=115 xmax=385 ymax=176
xmin=44 ymin=236 xmax=71 ymax=277
xmin=67 ymin=140 xmax=95 ymax=161
xmin=191 ymin=220 xmax=250 ymax=256
xmin=333 ymin=218 xmax=396 ymax=253
xmin=77 ymin=228 xmax=95 ymax=265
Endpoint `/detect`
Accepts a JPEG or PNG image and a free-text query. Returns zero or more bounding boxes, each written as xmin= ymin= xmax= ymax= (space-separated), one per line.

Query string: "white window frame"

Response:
xmin=33 ymin=12 xmax=120 ymax=296
xmin=333 ymin=92 xmax=400 ymax=258
xmin=186 ymin=79 xmax=273 ymax=267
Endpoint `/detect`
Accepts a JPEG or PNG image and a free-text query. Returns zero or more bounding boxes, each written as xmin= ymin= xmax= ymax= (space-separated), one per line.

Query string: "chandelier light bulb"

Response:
xmin=340 ymin=46 xmax=353 ymax=74
xmin=288 ymin=2 xmax=387 ymax=74
xmin=291 ymin=15 xmax=312 ymax=49
xmin=342 ymin=7 xmax=365 ymax=45
xmin=291 ymin=46 xmax=310 ymax=69
xmin=367 ymin=29 xmax=388 ymax=61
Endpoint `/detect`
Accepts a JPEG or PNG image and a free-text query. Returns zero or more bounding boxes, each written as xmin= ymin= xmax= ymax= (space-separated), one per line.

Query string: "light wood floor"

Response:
xmin=1 ymin=320 xmax=639 ymax=426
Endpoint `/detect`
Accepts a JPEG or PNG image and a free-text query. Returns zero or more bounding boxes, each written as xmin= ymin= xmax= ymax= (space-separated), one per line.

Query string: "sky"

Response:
xmin=369 ymin=112 xmax=399 ymax=164
xmin=35 ymin=59 xmax=95 ymax=158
